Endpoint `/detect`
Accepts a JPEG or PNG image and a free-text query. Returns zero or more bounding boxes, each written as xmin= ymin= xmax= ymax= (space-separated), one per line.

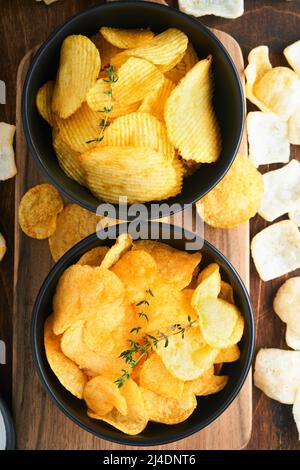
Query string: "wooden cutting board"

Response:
xmin=13 ymin=27 xmax=250 ymax=450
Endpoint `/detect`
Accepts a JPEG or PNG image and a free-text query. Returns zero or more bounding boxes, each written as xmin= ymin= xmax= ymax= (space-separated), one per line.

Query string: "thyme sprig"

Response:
xmin=135 ymin=288 xmax=154 ymax=322
xmin=114 ymin=316 xmax=197 ymax=388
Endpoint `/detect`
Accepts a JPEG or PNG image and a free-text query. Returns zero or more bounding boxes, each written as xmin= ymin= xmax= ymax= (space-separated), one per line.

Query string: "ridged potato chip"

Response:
xmin=44 ymin=316 xmax=87 ymax=398
xmin=80 ymin=146 xmax=183 ymax=204
xmin=89 ymin=379 xmax=148 ymax=435
xmin=245 ymin=46 xmax=272 ymax=112
xmin=53 ymin=132 xmax=85 ymax=185
xmin=19 ymin=183 xmax=63 ymax=239
xmin=100 ymin=27 xmax=154 ymax=49
xmin=52 ymin=265 xmax=124 ymax=334
xmin=36 ymin=81 xmax=56 ymax=126
xmin=83 ymin=376 xmax=127 ymax=416
xmin=52 ymin=35 xmax=100 ymax=118
xmin=193 ymin=263 xmax=221 ymax=301
xmin=133 ymin=240 xmax=201 ymax=290
xmin=139 ymin=78 xmax=175 ymax=122
xmin=91 ymin=33 xmax=121 ymax=68
xmin=100 ymin=233 xmax=133 ymax=269
xmin=139 ymin=353 xmax=184 ymax=399
xmin=215 ymin=344 xmax=240 ymax=363
xmin=165 ymin=42 xmax=198 ymax=83
xmin=49 ymin=204 xmax=102 ymax=261
xmin=219 ymin=281 xmax=234 ymax=304
xmin=284 ymin=40 xmax=300 ymax=77
xmin=77 ymin=246 xmax=109 ymax=267
xmin=141 ymin=387 xmax=196 ymax=424
xmin=197 ymin=154 xmax=264 ymax=228
xmin=102 ymin=112 xmax=175 ymax=161
xmin=165 ymin=56 xmax=221 ymax=163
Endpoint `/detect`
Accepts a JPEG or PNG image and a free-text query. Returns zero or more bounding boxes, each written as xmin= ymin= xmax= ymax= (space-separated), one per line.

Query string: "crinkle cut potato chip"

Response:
xmin=18 ymin=183 xmax=63 ymax=239
xmin=286 ymin=325 xmax=300 ymax=351
xmin=165 ymin=56 xmax=221 ymax=163
xmin=254 ymin=349 xmax=300 ymax=404
xmin=133 ymin=240 xmax=201 ymax=290
xmin=48 ymin=204 xmax=102 ymax=262
xmin=164 ymin=42 xmax=198 ymax=84
xmin=102 ymin=112 xmax=175 ymax=161
xmin=52 ymin=35 xmax=100 ymax=118
xmin=245 ymin=46 xmax=273 ymax=113
xmin=44 ymin=316 xmax=87 ymax=399
xmin=141 ymin=387 xmax=196 ymax=425
xmin=91 ymin=33 xmax=121 ymax=68
xmin=197 ymin=154 xmax=263 ymax=229
xmin=139 ymin=78 xmax=176 ymax=122
xmin=52 ymin=264 xmax=124 ymax=335
xmin=100 ymin=27 xmax=154 ymax=49
xmin=79 ymin=146 xmax=183 ymax=204
xmin=0 ymin=232 xmax=6 ymax=262
xmin=284 ymin=40 xmax=300 ymax=78
xmin=89 ymin=379 xmax=148 ymax=435
xmin=273 ymin=277 xmax=300 ymax=336
xmin=36 ymin=81 xmax=56 ymax=126
xmin=251 ymin=220 xmax=300 ymax=281
xmin=100 ymin=233 xmax=133 ymax=269
xmin=77 ymin=246 xmax=109 ymax=267
xmin=53 ymin=133 xmax=85 ymax=185
xmin=179 ymin=0 xmax=244 ymax=19
xmin=83 ymin=376 xmax=127 ymax=416
xmin=139 ymin=353 xmax=184 ymax=400
xmin=259 ymin=160 xmax=300 ymax=222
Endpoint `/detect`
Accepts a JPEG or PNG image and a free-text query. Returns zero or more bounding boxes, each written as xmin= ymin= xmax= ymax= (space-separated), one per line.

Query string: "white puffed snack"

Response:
xmin=0 ymin=122 xmax=17 ymax=181
xmin=178 ymin=0 xmax=244 ymax=19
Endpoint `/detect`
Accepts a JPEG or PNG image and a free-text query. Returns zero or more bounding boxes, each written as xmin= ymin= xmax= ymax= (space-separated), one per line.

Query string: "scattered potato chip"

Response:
xmin=19 ymin=183 xmax=63 ymax=239
xmin=247 ymin=112 xmax=290 ymax=167
xmin=193 ymin=263 xmax=221 ymax=302
xmin=53 ymin=132 xmax=85 ymax=185
xmin=89 ymin=379 xmax=148 ymax=435
xmin=215 ymin=344 xmax=240 ymax=363
xmin=165 ymin=56 xmax=221 ymax=163
xmin=0 ymin=232 xmax=6 ymax=262
xmin=185 ymin=372 xmax=228 ymax=396
xmin=259 ymin=160 xmax=300 ymax=222
xmin=100 ymin=27 xmax=154 ymax=49
xmin=91 ymin=33 xmax=121 ymax=68
xmin=52 ymin=265 xmax=124 ymax=334
xmin=77 ymin=246 xmax=109 ymax=267
xmin=52 ymin=35 xmax=100 ymax=118
xmin=251 ymin=220 xmax=300 ymax=281
xmin=36 ymin=81 xmax=56 ymax=126
xmin=102 ymin=112 xmax=175 ymax=161
xmin=44 ymin=316 xmax=87 ymax=398
xmin=0 ymin=122 xmax=17 ymax=181
xmin=286 ymin=325 xmax=300 ymax=351
xmin=79 ymin=146 xmax=183 ymax=204
xmin=284 ymin=40 xmax=300 ymax=78
xmin=48 ymin=204 xmax=102 ymax=261
xmin=141 ymin=387 xmax=197 ymax=424
xmin=292 ymin=388 xmax=300 ymax=439
xmin=83 ymin=376 xmax=127 ymax=416
xmin=139 ymin=78 xmax=175 ymax=122
xmin=219 ymin=281 xmax=235 ymax=304
xmin=133 ymin=240 xmax=201 ymax=290
xmin=289 ymin=207 xmax=300 ymax=227
xmin=139 ymin=353 xmax=184 ymax=399
xmin=245 ymin=46 xmax=273 ymax=112
xmin=288 ymin=108 xmax=300 ymax=145
xmin=100 ymin=233 xmax=133 ymax=269
xmin=179 ymin=0 xmax=244 ymax=19
xmin=197 ymin=154 xmax=263 ymax=228
xmin=273 ymin=277 xmax=300 ymax=335
xmin=254 ymin=348 xmax=300 ymax=404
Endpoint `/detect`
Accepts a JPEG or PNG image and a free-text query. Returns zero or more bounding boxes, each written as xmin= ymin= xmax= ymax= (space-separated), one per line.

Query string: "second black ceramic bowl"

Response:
xmin=22 ymin=1 xmax=244 ymax=219
xmin=32 ymin=222 xmax=254 ymax=446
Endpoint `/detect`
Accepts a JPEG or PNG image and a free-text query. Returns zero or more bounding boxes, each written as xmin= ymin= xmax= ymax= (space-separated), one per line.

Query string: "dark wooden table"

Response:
xmin=0 ymin=0 xmax=300 ymax=450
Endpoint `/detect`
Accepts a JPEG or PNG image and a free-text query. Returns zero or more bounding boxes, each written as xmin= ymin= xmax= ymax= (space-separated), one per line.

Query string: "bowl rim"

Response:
xmin=22 ymin=0 xmax=245 ymax=219
xmin=31 ymin=222 xmax=254 ymax=446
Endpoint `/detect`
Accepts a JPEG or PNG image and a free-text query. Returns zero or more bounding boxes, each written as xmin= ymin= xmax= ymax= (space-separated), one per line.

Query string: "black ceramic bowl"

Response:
xmin=32 ymin=222 xmax=254 ymax=446
xmin=23 ymin=1 xmax=244 ymax=219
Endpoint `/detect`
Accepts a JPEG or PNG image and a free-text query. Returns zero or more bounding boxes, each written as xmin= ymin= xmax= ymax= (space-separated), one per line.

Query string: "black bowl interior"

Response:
xmin=23 ymin=1 xmax=244 ymax=219
xmin=32 ymin=222 xmax=254 ymax=446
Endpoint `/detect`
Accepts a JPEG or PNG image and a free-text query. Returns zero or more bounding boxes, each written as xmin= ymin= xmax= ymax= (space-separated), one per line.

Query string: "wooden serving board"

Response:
xmin=13 ymin=28 xmax=250 ymax=450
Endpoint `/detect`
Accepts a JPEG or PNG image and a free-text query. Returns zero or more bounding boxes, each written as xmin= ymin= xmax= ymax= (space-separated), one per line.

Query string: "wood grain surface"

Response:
xmin=0 ymin=0 xmax=300 ymax=450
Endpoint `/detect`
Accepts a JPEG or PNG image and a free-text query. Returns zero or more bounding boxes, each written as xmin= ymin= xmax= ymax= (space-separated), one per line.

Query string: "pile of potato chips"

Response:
xmin=44 ymin=234 xmax=244 ymax=435
xmin=36 ymin=26 xmax=221 ymax=204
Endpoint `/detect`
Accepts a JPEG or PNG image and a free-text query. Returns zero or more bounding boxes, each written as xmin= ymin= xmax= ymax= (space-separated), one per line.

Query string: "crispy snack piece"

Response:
xmin=165 ymin=42 xmax=198 ymax=84
xmin=139 ymin=78 xmax=175 ymax=122
xmin=185 ymin=367 xmax=228 ymax=396
xmin=286 ymin=325 xmax=300 ymax=351
xmin=52 ymin=35 xmax=100 ymax=118
xmin=165 ymin=56 xmax=221 ymax=163
xmin=100 ymin=233 xmax=133 ymax=269
xmin=83 ymin=376 xmax=127 ymax=416
xmin=179 ymin=0 xmax=244 ymax=19
xmin=273 ymin=277 xmax=300 ymax=336
xmin=245 ymin=46 xmax=272 ymax=112
xmin=215 ymin=344 xmax=240 ymax=363
xmin=91 ymin=33 xmax=121 ymax=68
xmin=293 ymin=389 xmax=300 ymax=439
xmin=0 ymin=122 xmax=17 ymax=181
xmin=0 ymin=232 xmax=7 ymax=262
xmin=19 ymin=183 xmax=63 ymax=239
xmin=284 ymin=40 xmax=300 ymax=77
xmin=36 ymin=81 xmax=56 ymax=126
xmin=100 ymin=27 xmax=154 ymax=49
xmin=194 ymin=263 xmax=221 ymax=300
xmin=53 ymin=132 xmax=85 ymax=185
xmin=77 ymin=246 xmax=109 ymax=267
xmin=141 ymin=387 xmax=196 ymax=424
xmin=288 ymin=109 xmax=300 ymax=145
xmin=218 ymin=281 xmax=234 ymax=304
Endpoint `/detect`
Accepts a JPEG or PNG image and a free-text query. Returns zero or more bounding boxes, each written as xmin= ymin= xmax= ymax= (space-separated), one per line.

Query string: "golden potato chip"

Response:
xmin=133 ymin=240 xmax=201 ymax=289
xmin=52 ymin=35 xmax=100 ymax=118
xmin=139 ymin=353 xmax=184 ymax=399
xmin=141 ymin=387 xmax=196 ymax=424
xmin=19 ymin=183 xmax=63 ymax=239
xmin=77 ymin=246 xmax=109 ymax=267
xmin=79 ymin=146 xmax=183 ymax=204
xmin=102 ymin=112 xmax=175 ymax=161
xmin=165 ymin=42 xmax=198 ymax=83
xmin=165 ymin=56 xmax=221 ymax=163
xmin=111 ymin=250 xmax=157 ymax=303
xmin=219 ymin=281 xmax=235 ymax=304
xmin=215 ymin=344 xmax=240 ymax=363
xmin=91 ymin=33 xmax=121 ymax=68
xmin=83 ymin=376 xmax=127 ymax=416
xmin=44 ymin=316 xmax=87 ymax=398
xmin=245 ymin=45 xmax=272 ymax=112
xmin=36 ymin=81 xmax=56 ymax=126
xmin=194 ymin=297 xmax=240 ymax=348
xmin=197 ymin=154 xmax=264 ymax=228
xmin=193 ymin=263 xmax=221 ymax=301
xmin=0 ymin=232 xmax=6 ymax=262
xmin=100 ymin=27 xmax=154 ymax=49
xmin=185 ymin=367 xmax=228 ymax=396
xmin=89 ymin=379 xmax=148 ymax=435
xmin=53 ymin=132 xmax=85 ymax=185
xmin=228 ymin=313 xmax=244 ymax=344
xmin=48 ymin=204 xmax=102 ymax=262
xmin=100 ymin=233 xmax=133 ymax=269
xmin=52 ymin=264 xmax=124 ymax=334
xmin=138 ymin=78 xmax=175 ymax=122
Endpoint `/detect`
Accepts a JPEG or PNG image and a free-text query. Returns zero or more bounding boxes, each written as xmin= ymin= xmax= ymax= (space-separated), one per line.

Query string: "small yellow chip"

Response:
xmin=100 ymin=233 xmax=133 ymax=269
xmin=36 ymin=81 xmax=56 ymax=126
xmin=19 ymin=183 xmax=63 ymax=239
xmin=140 ymin=353 xmax=184 ymax=399
xmin=193 ymin=263 xmax=221 ymax=301
xmin=141 ymin=387 xmax=196 ymax=424
xmin=100 ymin=27 xmax=154 ymax=49
xmin=52 ymin=35 xmax=100 ymax=118
xmin=139 ymin=78 xmax=176 ymax=122
xmin=83 ymin=376 xmax=127 ymax=416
